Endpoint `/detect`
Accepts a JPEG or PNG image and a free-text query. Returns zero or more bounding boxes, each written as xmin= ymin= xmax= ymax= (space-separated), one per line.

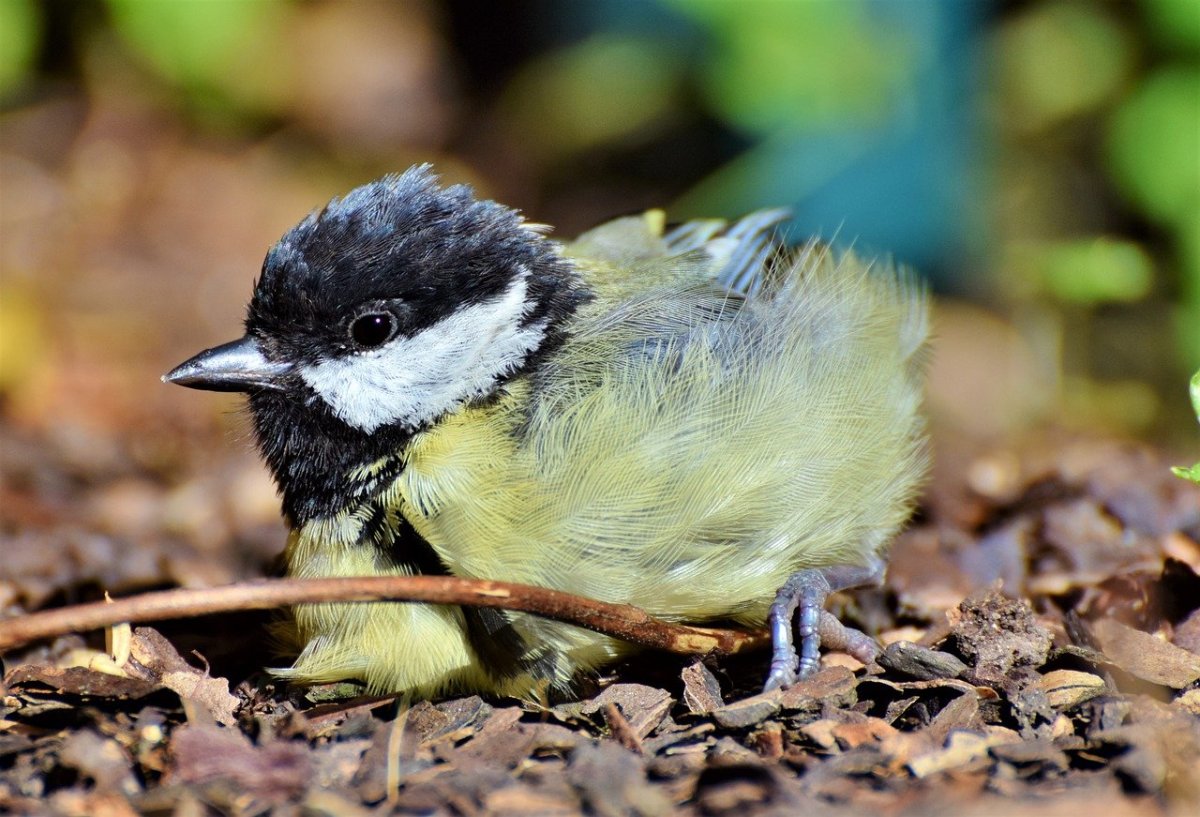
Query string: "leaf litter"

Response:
xmin=2 ymin=421 xmax=1200 ymax=815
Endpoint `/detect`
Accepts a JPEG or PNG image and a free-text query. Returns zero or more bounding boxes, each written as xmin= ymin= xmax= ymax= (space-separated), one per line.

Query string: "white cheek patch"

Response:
xmin=300 ymin=273 xmax=545 ymax=432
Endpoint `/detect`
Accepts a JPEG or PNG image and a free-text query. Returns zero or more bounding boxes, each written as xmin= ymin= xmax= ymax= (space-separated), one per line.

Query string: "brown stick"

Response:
xmin=0 ymin=575 xmax=769 ymax=656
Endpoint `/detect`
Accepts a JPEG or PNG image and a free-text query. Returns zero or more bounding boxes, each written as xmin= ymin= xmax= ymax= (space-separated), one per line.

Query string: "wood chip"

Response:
xmin=582 ymin=684 xmax=671 ymax=739
xmin=907 ymin=730 xmax=1016 ymax=778
xmin=799 ymin=719 xmax=839 ymax=751
xmin=924 ymin=688 xmax=982 ymax=743
xmin=167 ymin=722 xmax=313 ymax=801
xmin=1092 ymin=618 xmax=1200 ymax=688
xmin=749 ymin=723 xmax=783 ymax=760
xmin=602 ymin=702 xmax=644 ymax=755
xmin=710 ymin=691 xmax=781 ymax=730
xmin=830 ymin=718 xmax=898 ymax=750
xmin=778 ymin=666 xmax=858 ymax=710
xmin=1037 ymin=669 xmax=1107 ymax=709
xmin=680 ymin=660 xmax=723 ymax=715
xmin=566 ymin=741 xmax=672 ymax=817
xmin=989 ymin=737 xmax=1069 ymax=771
xmin=58 ymin=729 xmax=141 ymax=795
xmin=878 ymin=641 xmax=968 ymax=680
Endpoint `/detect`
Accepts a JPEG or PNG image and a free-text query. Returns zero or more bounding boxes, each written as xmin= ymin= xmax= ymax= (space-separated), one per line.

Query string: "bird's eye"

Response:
xmin=350 ymin=313 xmax=397 ymax=348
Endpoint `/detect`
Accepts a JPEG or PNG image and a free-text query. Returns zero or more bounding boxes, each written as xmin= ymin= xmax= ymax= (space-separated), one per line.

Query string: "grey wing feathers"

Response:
xmin=712 ymin=208 xmax=792 ymax=296
xmin=661 ymin=218 xmax=727 ymax=253
xmin=663 ymin=209 xmax=792 ymax=296
xmin=516 ymin=250 xmax=929 ymax=616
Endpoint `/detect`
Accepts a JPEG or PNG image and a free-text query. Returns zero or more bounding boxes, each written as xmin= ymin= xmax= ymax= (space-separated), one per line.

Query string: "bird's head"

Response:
xmin=165 ymin=165 xmax=587 ymax=520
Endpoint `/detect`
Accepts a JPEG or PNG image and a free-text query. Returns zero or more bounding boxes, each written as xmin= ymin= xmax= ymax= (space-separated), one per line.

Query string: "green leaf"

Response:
xmin=1171 ymin=464 xmax=1200 ymax=484
xmin=1173 ymin=370 xmax=1200 ymax=484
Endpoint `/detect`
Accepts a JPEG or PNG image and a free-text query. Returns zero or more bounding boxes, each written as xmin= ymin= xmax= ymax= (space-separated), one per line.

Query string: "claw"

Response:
xmin=762 ymin=560 xmax=886 ymax=692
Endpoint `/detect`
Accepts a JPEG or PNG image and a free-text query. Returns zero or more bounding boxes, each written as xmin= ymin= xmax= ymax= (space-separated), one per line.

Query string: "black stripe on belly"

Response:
xmin=362 ymin=499 xmax=535 ymax=681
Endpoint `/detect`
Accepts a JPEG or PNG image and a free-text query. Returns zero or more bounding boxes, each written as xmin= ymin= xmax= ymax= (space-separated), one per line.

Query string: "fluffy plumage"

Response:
xmin=166 ymin=165 xmax=929 ymax=698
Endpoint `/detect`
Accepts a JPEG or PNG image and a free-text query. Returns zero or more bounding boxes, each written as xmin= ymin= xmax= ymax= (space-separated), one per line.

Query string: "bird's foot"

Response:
xmin=762 ymin=561 xmax=885 ymax=692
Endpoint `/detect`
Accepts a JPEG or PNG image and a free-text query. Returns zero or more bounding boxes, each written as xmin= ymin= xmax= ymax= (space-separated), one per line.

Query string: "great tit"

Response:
xmin=165 ymin=165 xmax=928 ymax=698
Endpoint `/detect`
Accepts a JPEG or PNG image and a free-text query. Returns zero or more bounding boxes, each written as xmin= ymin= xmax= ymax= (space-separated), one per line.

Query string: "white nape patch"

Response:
xmin=300 ymin=273 xmax=545 ymax=433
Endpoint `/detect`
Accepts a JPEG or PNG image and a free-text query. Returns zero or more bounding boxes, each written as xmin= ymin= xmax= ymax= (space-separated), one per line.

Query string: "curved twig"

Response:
xmin=0 ymin=575 xmax=770 ymax=656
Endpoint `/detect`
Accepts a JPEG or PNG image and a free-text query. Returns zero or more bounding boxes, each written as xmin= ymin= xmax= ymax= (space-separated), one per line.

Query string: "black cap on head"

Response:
xmin=246 ymin=165 xmax=585 ymax=364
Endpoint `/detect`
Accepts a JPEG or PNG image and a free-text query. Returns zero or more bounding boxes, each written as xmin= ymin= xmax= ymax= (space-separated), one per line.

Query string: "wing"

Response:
xmin=492 ymin=247 xmax=927 ymax=619
xmin=402 ymin=224 xmax=927 ymax=630
xmin=562 ymin=208 xmax=793 ymax=304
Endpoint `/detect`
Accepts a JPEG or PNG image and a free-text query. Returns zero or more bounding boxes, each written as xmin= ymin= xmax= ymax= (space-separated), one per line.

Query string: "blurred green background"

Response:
xmin=1 ymin=0 xmax=1197 ymax=450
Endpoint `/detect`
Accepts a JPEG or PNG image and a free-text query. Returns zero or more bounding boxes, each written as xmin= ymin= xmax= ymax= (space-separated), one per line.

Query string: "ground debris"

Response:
xmin=878 ymin=640 xmax=969 ymax=680
xmin=681 ymin=660 xmax=724 ymax=714
xmin=3 ymin=428 xmax=1199 ymax=814
xmin=948 ymin=588 xmax=1055 ymax=688
xmin=1089 ymin=618 xmax=1200 ymax=689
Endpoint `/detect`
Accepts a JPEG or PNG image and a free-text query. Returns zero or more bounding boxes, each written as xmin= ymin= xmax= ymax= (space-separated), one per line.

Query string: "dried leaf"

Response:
xmin=4 ymin=664 xmax=160 ymax=700
xmin=124 ymin=628 xmax=238 ymax=726
xmin=1092 ymin=619 xmax=1200 ymax=688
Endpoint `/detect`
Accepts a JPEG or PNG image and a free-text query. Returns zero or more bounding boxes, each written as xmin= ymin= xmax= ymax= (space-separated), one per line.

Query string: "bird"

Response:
xmin=165 ymin=164 xmax=929 ymax=699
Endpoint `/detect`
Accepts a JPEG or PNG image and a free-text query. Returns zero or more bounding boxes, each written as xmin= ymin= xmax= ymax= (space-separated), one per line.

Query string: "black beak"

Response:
xmin=163 ymin=336 xmax=292 ymax=392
